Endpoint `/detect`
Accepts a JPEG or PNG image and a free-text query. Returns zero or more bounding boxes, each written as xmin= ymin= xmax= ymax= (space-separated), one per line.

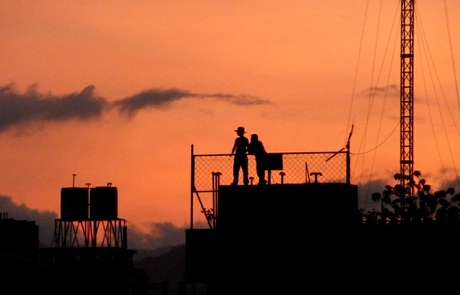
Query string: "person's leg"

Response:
xmin=256 ymin=163 xmax=265 ymax=185
xmin=232 ymin=159 xmax=239 ymax=185
xmin=255 ymin=157 xmax=266 ymax=184
xmin=242 ymin=156 xmax=249 ymax=185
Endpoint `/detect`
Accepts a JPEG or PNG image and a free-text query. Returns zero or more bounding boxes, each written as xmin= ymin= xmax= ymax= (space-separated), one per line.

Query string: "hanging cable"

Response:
xmin=416 ymin=3 xmax=460 ymax=188
xmin=443 ymin=0 xmax=460 ymax=114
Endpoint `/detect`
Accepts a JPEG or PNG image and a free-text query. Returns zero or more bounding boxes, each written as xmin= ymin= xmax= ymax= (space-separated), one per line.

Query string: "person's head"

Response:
xmin=251 ymin=134 xmax=258 ymax=141
xmin=235 ymin=127 xmax=246 ymax=136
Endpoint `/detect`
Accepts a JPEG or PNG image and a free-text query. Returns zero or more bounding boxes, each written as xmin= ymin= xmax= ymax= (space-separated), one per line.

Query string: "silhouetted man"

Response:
xmin=248 ymin=133 xmax=268 ymax=185
xmin=230 ymin=127 xmax=249 ymax=185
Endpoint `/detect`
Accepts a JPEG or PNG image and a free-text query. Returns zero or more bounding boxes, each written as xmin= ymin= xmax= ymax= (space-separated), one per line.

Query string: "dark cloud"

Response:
xmin=0 ymin=84 xmax=107 ymax=132
xmin=357 ymin=178 xmax=388 ymax=212
xmin=364 ymin=84 xmax=399 ymax=97
xmin=197 ymin=92 xmax=271 ymax=106
xmin=113 ymin=88 xmax=270 ymax=117
xmin=127 ymin=222 xmax=187 ymax=250
xmin=111 ymin=88 xmax=195 ymax=117
xmin=0 ymin=84 xmax=270 ymax=132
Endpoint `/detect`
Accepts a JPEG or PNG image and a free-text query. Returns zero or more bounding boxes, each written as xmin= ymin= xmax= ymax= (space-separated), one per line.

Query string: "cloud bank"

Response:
xmin=3 ymin=174 xmax=460 ymax=250
xmin=0 ymin=84 xmax=270 ymax=132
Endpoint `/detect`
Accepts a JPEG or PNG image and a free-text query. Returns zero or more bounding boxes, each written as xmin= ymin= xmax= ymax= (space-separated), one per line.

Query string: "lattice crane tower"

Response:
xmin=400 ymin=0 xmax=414 ymax=196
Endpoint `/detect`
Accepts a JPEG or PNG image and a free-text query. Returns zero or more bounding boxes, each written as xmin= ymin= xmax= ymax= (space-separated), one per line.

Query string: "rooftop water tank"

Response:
xmin=90 ymin=186 xmax=118 ymax=220
xmin=60 ymin=187 xmax=89 ymax=221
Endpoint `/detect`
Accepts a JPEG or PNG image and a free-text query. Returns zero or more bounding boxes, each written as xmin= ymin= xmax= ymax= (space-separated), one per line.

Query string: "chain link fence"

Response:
xmin=193 ymin=151 xmax=348 ymax=192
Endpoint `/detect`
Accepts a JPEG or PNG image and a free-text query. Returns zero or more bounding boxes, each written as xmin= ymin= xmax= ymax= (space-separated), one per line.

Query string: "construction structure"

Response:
xmin=184 ymin=144 xmax=460 ymax=294
xmin=52 ymin=184 xmax=126 ymax=249
xmin=38 ymin=183 xmax=143 ymax=295
xmin=184 ymin=143 xmax=362 ymax=294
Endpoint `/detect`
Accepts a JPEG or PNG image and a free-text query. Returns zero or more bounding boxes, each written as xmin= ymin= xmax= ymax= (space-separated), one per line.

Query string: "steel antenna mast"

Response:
xmin=400 ymin=0 xmax=415 ymax=197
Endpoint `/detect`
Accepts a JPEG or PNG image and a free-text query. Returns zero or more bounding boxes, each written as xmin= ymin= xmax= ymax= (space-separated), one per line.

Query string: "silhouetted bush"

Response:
xmin=362 ymin=171 xmax=460 ymax=228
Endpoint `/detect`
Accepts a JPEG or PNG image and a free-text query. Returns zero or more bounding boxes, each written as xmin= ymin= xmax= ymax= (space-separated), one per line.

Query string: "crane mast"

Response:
xmin=400 ymin=0 xmax=414 ymax=196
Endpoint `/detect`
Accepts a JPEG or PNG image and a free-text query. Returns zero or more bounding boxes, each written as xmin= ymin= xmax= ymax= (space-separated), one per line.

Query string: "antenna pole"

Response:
xmin=400 ymin=0 xmax=415 ymax=197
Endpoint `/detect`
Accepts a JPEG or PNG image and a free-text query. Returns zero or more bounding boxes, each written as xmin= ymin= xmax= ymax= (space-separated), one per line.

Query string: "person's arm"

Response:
xmin=230 ymin=139 xmax=237 ymax=155
xmin=261 ymin=141 xmax=267 ymax=154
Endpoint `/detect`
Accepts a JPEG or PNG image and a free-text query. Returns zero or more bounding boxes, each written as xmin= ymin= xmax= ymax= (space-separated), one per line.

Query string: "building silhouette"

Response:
xmin=0 ymin=212 xmax=65 ymax=294
xmin=184 ymin=144 xmax=460 ymax=294
xmin=2 ymin=144 xmax=460 ymax=294
xmin=0 ymin=183 xmax=161 ymax=295
xmin=184 ymin=145 xmax=359 ymax=294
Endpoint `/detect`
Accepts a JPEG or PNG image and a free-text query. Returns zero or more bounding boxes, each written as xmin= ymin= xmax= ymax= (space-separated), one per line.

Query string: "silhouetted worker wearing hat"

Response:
xmin=230 ymin=127 xmax=249 ymax=185
xmin=248 ymin=133 xmax=268 ymax=185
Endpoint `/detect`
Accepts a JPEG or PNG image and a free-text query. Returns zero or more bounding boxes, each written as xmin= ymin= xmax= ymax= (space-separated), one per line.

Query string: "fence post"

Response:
xmin=191 ymin=144 xmax=194 ymax=229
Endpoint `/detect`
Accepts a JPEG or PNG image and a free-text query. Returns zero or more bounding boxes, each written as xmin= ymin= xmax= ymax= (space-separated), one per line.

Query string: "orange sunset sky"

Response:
xmin=1 ymin=1 xmax=460 ymax=249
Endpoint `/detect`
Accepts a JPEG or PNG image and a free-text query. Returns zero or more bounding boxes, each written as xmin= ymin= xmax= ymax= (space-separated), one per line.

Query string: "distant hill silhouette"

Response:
xmin=133 ymin=244 xmax=186 ymax=295
xmin=133 ymin=245 xmax=181 ymax=261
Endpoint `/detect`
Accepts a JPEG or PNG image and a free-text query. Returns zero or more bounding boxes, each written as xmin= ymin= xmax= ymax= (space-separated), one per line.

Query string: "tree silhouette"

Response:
xmin=365 ymin=171 xmax=460 ymax=227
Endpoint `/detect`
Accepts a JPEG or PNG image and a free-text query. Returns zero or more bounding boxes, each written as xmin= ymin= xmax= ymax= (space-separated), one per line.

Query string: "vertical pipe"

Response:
xmin=212 ymin=172 xmax=216 ymax=228
xmin=213 ymin=172 xmax=221 ymax=228
xmin=346 ymin=142 xmax=351 ymax=185
xmin=217 ymin=173 xmax=221 ymax=223
xmin=190 ymin=144 xmax=194 ymax=229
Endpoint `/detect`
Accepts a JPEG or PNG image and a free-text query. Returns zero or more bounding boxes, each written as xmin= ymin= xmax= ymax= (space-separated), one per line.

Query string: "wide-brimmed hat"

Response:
xmin=235 ymin=127 xmax=246 ymax=133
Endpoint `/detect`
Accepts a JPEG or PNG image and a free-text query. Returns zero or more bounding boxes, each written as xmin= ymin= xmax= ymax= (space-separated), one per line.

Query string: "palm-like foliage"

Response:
xmin=365 ymin=171 xmax=458 ymax=226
